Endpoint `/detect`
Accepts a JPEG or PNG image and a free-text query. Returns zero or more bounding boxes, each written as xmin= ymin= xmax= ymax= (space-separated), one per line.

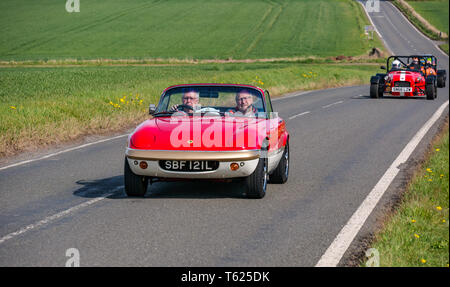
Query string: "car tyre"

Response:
xmin=124 ymin=158 xmax=148 ymax=197
xmin=245 ymin=157 xmax=268 ymax=199
xmin=425 ymin=83 xmax=436 ymax=100
xmin=437 ymin=70 xmax=446 ymax=88
xmin=370 ymin=83 xmax=379 ymax=99
xmin=269 ymin=141 xmax=289 ymax=184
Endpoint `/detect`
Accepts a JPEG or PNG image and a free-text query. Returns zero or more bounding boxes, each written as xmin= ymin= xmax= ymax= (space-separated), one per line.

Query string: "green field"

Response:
xmin=407 ymin=0 xmax=449 ymax=34
xmin=0 ymin=0 xmax=381 ymax=61
xmin=0 ymin=63 xmax=378 ymax=157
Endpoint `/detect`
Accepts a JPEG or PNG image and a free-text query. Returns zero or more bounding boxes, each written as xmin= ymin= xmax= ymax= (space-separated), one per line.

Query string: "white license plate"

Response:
xmin=392 ymin=87 xmax=412 ymax=92
xmin=159 ymin=160 xmax=219 ymax=172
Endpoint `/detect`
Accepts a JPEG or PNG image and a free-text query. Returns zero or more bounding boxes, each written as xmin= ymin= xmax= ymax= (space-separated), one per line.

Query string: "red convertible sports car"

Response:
xmin=124 ymin=84 xmax=289 ymax=198
xmin=370 ymin=55 xmax=446 ymax=100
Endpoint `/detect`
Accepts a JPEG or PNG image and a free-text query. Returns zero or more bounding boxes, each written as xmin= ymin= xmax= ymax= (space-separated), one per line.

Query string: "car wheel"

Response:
xmin=244 ymin=157 xmax=268 ymax=199
xmin=437 ymin=70 xmax=446 ymax=88
xmin=426 ymin=83 xmax=436 ymax=100
xmin=124 ymin=158 xmax=148 ymax=197
xmin=269 ymin=141 xmax=289 ymax=184
xmin=370 ymin=82 xmax=380 ymax=98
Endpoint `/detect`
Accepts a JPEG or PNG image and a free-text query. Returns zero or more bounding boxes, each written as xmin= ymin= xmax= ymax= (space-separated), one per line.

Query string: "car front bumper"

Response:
xmin=125 ymin=148 xmax=261 ymax=179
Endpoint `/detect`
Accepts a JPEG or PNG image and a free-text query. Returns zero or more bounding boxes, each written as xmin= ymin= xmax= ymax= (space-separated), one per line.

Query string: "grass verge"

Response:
xmin=406 ymin=0 xmax=449 ymax=36
xmin=439 ymin=43 xmax=449 ymax=55
xmin=365 ymin=121 xmax=449 ymax=267
xmin=0 ymin=63 xmax=378 ymax=158
xmin=393 ymin=0 xmax=447 ymax=40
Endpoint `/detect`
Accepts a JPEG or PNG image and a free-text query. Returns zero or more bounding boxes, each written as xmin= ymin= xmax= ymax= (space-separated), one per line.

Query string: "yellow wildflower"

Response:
xmin=411 ymin=219 xmax=416 ymax=223
xmin=10 ymin=106 xmax=16 ymax=110
xmin=436 ymin=206 xmax=442 ymax=211
xmin=414 ymin=233 xmax=420 ymax=239
xmin=436 ymin=148 xmax=440 ymax=152
xmin=421 ymin=259 xmax=426 ymax=264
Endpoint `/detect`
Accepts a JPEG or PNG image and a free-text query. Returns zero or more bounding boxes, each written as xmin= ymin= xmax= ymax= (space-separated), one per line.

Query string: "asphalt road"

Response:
xmin=0 ymin=0 xmax=448 ymax=266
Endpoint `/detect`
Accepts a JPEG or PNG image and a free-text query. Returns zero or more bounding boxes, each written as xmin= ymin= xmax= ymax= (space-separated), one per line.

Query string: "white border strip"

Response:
xmin=0 ymin=134 xmax=129 ymax=172
xmin=316 ymin=100 xmax=449 ymax=267
xmin=322 ymin=100 xmax=344 ymax=109
xmin=0 ymin=185 xmax=124 ymax=245
xmin=288 ymin=111 xmax=310 ymax=120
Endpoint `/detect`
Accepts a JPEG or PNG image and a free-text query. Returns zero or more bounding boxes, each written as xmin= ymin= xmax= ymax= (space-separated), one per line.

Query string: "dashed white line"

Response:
xmin=316 ymin=100 xmax=449 ymax=267
xmin=322 ymin=101 xmax=344 ymax=109
xmin=288 ymin=111 xmax=311 ymax=120
xmin=0 ymin=185 xmax=124 ymax=245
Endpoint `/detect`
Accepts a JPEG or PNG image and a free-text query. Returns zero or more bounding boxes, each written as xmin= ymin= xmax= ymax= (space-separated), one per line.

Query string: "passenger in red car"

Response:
xmin=425 ymin=59 xmax=437 ymax=76
xmin=228 ymin=90 xmax=257 ymax=116
xmin=169 ymin=90 xmax=199 ymax=113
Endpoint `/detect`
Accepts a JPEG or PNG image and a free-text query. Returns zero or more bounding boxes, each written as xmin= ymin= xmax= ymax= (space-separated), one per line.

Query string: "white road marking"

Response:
xmin=0 ymin=185 xmax=124 ymax=245
xmin=316 ymin=100 xmax=449 ymax=267
xmin=0 ymin=134 xmax=129 ymax=172
xmin=288 ymin=111 xmax=311 ymax=120
xmin=272 ymin=85 xmax=362 ymax=102
xmin=273 ymin=91 xmax=312 ymax=102
xmin=322 ymin=101 xmax=343 ymax=109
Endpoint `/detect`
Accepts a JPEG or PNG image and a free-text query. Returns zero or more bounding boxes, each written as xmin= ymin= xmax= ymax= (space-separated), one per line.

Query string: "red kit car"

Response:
xmin=370 ymin=55 xmax=446 ymax=100
xmin=124 ymin=84 xmax=289 ymax=198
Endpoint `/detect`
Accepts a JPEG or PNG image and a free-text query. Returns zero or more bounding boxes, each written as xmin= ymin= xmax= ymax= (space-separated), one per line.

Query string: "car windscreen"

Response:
xmin=388 ymin=56 xmax=436 ymax=73
xmin=156 ymin=86 xmax=265 ymax=116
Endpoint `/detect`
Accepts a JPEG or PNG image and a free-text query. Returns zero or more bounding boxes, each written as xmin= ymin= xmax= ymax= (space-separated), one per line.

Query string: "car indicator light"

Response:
xmin=230 ymin=163 xmax=239 ymax=171
xmin=139 ymin=161 xmax=148 ymax=169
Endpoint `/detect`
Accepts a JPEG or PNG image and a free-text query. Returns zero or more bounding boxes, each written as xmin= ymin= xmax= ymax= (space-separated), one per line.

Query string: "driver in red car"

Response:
xmin=169 ymin=89 xmax=200 ymax=113
xmin=408 ymin=57 xmax=420 ymax=71
xmin=228 ymin=89 xmax=257 ymax=116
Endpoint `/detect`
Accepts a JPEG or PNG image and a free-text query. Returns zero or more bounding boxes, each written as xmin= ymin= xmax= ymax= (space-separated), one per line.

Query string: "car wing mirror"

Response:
xmin=380 ymin=65 xmax=386 ymax=70
xmin=149 ymin=104 xmax=156 ymax=115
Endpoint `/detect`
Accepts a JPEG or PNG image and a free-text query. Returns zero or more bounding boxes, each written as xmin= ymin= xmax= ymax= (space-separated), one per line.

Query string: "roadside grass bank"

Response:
xmin=394 ymin=0 xmax=449 ymax=54
xmin=0 ymin=63 xmax=377 ymax=158
xmin=393 ymin=0 xmax=448 ymax=40
xmin=406 ymin=0 xmax=449 ymax=35
xmin=365 ymin=121 xmax=449 ymax=267
xmin=439 ymin=43 xmax=449 ymax=55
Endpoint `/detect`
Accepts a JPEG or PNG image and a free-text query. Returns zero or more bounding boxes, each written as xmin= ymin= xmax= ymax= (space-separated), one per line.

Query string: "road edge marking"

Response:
xmin=0 ymin=185 xmax=124 ymax=245
xmin=0 ymin=134 xmax=129 ymax=172
xmin=315 ymin=100 xmax=449 ymax=267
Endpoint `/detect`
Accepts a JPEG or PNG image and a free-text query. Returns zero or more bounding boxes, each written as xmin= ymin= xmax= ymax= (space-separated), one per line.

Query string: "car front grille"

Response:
xmin=394 ymin=81 xmax=410 ymax=87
